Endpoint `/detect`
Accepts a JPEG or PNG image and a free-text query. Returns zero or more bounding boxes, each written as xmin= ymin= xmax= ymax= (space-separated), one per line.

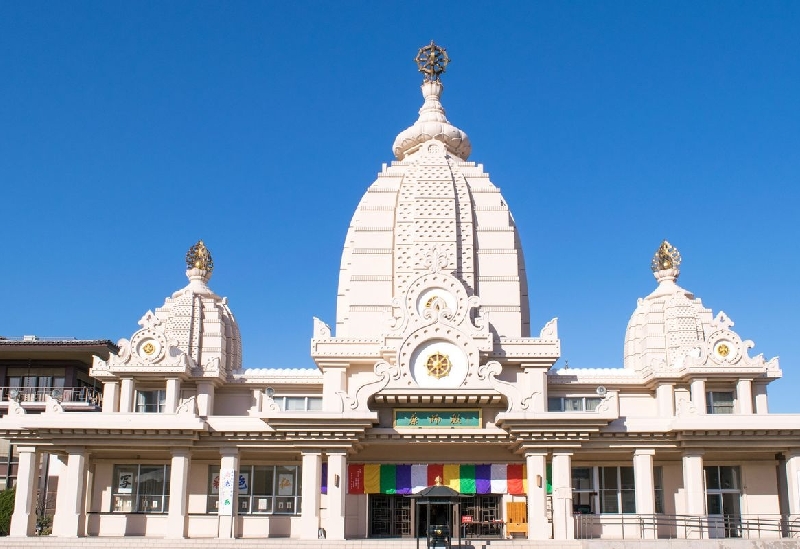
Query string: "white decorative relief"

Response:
xmin=44 ymin=395 xmax=64 ymax=414
xmin=176 ymin=396 xmax=197 ymax=416
xmin=338 ymin=360 xmax=401 ymax=411
xmin=8 ymin=399 xmax=26 ymax=415
xmin=313 ymin=317 xmax=332 ymax=338
xmin=539 ymin=318 xmax=559 ymax=339
xmin=478 ymin=361 xmax=540 ymax=412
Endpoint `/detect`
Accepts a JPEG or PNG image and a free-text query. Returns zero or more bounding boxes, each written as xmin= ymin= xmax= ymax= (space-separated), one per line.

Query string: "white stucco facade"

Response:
xmin=1 ymin=45 xmax=798 ymax=542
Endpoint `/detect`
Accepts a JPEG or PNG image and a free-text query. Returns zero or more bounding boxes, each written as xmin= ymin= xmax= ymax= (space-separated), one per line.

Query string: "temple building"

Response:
xmin=1 ymin=42 xmax=798 ymax=542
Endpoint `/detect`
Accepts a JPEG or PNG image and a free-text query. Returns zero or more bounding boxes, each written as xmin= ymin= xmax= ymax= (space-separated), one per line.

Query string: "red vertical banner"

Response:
xmin=427 ymin=464 xmax=444 ymax=487
xmin=507 ymin=463 xmax=524 ymax=495
xmin=348 ymin=464 xmax=365 ymax=494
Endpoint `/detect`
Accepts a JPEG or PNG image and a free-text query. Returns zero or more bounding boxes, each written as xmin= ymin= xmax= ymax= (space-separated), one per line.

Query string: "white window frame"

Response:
xmin=111 ymin=464 xmax=170 ymax=513
xmin=548 ymin=396 xmax=602 ymax=412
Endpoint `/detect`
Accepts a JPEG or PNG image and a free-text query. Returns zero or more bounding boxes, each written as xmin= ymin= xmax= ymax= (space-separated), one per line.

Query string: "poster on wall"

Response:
xmin=117 ymin=470 xmax=134 ymax=494
xmin=219 ymin=468 xmax=235 ymax=516
xmin=278 ymin=472 xmax=294 ymax=496
xmin=238 ymin=472 xmax=250 ymax=494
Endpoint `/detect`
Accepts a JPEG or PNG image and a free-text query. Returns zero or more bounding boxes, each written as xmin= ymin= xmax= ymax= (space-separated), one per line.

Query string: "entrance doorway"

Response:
xmin=415 ymin=502 xmax=453 ymax=538
xmin=460 ymin=495 xmax=503 ymax=538
xmin=369 ymin=495 xmax=412 ymax=537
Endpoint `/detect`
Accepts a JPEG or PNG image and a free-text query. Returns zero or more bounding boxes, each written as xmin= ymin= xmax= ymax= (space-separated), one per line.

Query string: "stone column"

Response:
xmin=52 ymin=447 xmax=87 ymax=537
xmin=525 ymin=452 xmax=550 ymax=539
xmin=633 ymin=449 xmax=656 ymax=539
xmin=656 ymin=383 xmax=675 ymax=417
xmin=682 ymin=451 xmax=705 ymax=539
xmin=326 ymin=452 xmax=347 ymax=540
xmin=165 ymin=378 xmax=181 ymax=414
xmin=754 ymin=383 xmax=769 ymax=414
xmin=102 ymin=381 xmax=119 ymax=412
xmin=299 ymin=451 xmax=322 ymax=539
xmin=119 ymin=378 xmax=135 ymax=413
xmin=196 ymin=381 xmax=215 ymax=416
xmin=218 ymin=448 xmax=239 ymax=539
xmin=690 ymin=379 xmax=706 ymax=414
xmin=736 ymin=378 xmax=753 ymax=414
xmin=785 ymin=450 xmax=800 ymax=518
xmin=551 ymin=452 xmax=574 ymax=540
xmin=166 ymin=449 xmax=191 ymax=538
xmin=10 ymin=447 xmax=39 ymax=537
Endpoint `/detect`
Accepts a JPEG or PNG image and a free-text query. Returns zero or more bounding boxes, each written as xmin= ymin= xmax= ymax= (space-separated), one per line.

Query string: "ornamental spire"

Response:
xmin=415 ymin=41 xmax=450 ymax=83
xmin=651 ymin=240 xmax=681 ymax=273
xmin=186 ymin=240 xmax=214 ymax=274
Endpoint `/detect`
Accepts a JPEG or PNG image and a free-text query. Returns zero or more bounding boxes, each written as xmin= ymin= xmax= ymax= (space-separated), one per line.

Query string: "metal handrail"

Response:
xmin=574 ymin=513 xmax=800 ymax=540
xmin=0 ymin=386 xmax=102 ymax=406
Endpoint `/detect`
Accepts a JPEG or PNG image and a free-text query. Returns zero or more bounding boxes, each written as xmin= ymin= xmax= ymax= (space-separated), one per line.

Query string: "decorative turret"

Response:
xmin=92 ymin=240 xmax=242 ymax=381
xmin=392 ymin=41 xmax=471 ymax=160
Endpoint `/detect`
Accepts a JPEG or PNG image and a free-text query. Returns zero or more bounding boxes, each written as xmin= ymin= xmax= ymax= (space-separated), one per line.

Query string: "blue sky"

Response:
xmin=1 ymin=2 xmax=798 ymax=411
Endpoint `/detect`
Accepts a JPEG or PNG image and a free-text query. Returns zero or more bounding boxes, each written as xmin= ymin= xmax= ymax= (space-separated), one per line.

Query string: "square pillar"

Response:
xmin=166 ymin=449 xmax=191 ymax=538
xmin=165 ymin=378 xmax=182 ymax=414
xmin=551 ymin=452 xmax=574 ymax=540
xmin=299 ymin=451 xmax=322 ymax=539
xmin=52 ymin=447 xmax=87 ymax=537
xmin=119 ymin=378 xmax=135 ymax=413
xmin=682 ymin=451 xmax=705 ymax=539
xmin=736 ymin=378 xmax=753 ymax=414
xmin=656 ymin=383 xmax=675 ymax=417
xmin=217 ymin=448 xmax=239 ymax=539
xmin=10 ymin=447 xmax=39 ymax=537
xmin=785 ymin=450 xmax=800 ymax=517
xmin=525 ymin=452 xmax=550 ymax=539
xmin=326 ymin=452 xmax=347 ymax=540
xmin=754 ymin=383 xmax=769 ymax=414
xmin=196 ymin=381 xmax=215 ymax=417
xmin=690 ymin=379 xmax=706 ymax=414
xmin=102 ymin=381 xmax=119 ymax=413
xmin=633 ymin=449 xmax=656 ymax=539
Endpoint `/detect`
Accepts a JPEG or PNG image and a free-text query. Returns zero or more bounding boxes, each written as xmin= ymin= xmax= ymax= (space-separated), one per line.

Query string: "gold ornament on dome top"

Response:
xmin=650 ymin=240 xmax=682 ymax=272
xmin=426 ymin=351 xmax=452 ymax=379
xmin=186 ymin=240 xmax=214 ymax=273
xmin=716 ymin=343 xmax=730 ymax=358
xmin=415 ymin=41 xmax=449 ymax=82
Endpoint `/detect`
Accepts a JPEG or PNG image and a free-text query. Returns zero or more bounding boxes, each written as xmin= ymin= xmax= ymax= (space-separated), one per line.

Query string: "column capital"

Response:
xmin=683 ymin=449 xmax=704 ymax=458
xmin=524 ymin=451 xmax=548 ymax=458
xmin=634 ymin=448 xmax=656 ymax=457
xmin=64 ymin=446 xmax=87 ymax=455
xmin=15 ymin=446 xmax=37 ymax=455
xmin=172 ymin=448 xmax=192 ymax=459
xmin=301 ymin=450 xmax=323 ymax=457
xmin=219 ymin=447 xmax=239 ymax=458
xmin=552 ymin=451 xmax=573 ymax=457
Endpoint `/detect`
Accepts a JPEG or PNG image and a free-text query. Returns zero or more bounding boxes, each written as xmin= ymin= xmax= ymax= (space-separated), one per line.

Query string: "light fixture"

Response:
xmin=334 ymin=474 xmax=340 ymax=488
xmin=266 ymin=387 xmax=275 ymax=398
xmin=9 ymin=388 xmax=20 ymax=402
xmin=51 ymin=388 xmax=64 ymax=402
xmin=536 ymin=474 xmax=542 ymax=488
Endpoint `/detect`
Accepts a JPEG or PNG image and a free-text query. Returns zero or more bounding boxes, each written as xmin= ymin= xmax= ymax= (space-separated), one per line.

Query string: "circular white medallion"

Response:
xmin=411 ymin=340 xmax=468 ymax=388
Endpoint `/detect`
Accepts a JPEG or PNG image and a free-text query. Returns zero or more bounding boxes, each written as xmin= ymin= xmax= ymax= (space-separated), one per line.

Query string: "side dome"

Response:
xmin=101 ymin=241 xmax=242 ymax=377
xmin=624 ymin=241 xmax=712 ymax=370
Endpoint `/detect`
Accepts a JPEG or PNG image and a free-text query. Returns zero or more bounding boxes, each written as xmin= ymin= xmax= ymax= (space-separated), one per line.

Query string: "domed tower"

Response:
xmin=92 ymin=241 xmax=241 ymax=414
xmin=313 ymin=43 xmax=559 ymax=413
xmin=335 ymin=41 xmax=531 ymax=339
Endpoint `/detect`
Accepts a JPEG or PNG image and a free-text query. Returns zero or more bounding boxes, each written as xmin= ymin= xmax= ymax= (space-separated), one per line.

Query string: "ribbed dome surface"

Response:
xmin=623 ymin=265 xmax=712 ymax=371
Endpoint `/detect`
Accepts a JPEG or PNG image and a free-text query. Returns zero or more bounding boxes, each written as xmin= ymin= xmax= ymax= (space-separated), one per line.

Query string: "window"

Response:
xmin=600 ymin=466 xmax=635 ymax=514
xmin=207 ymin=465 xmax=302 ymax=515
xmin=548 ymin=396 xmax=602 ymax=412
xmin=136 ymin=390 xmax=166 ymax=413
xmin=572 ymin=465 xmax=661 ymax=514
xmin=272 ymin=396 xmax=322 ymax=411
xmin=112 ymin=464 xmax=170 ymax=513
xmin=705 ymin=466 xmax=741 ymax=537
xmin=706 ymin=391 xmax=734 ymax=414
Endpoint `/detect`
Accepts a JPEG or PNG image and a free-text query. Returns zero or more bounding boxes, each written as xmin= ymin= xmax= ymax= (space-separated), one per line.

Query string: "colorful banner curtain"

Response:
xmin=347 ymin=463 xmax=528 ymax=495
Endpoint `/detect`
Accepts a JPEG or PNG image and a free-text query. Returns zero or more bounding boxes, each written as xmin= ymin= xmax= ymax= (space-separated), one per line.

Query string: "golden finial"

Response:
xmin=434 ymin=475 xmax=442 ymax=486
xmin=651 ymin=240 xmax=681 ymax=272
xmin=415 ymin=41 xmax=450 ymax=82
xmin=186 ymin=240 xmax=214 ymax=273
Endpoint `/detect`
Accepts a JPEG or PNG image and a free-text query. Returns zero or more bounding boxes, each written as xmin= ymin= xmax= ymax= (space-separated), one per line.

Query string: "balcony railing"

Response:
xmin=0 ymin=386 xmax=102 ymax=407
xmin=575 ymin=513 xmax=800 ymax=540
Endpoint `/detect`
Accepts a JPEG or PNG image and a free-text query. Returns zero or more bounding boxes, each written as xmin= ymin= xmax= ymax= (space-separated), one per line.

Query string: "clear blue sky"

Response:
xmin=1 ymin=2 xmax=798 ymax=411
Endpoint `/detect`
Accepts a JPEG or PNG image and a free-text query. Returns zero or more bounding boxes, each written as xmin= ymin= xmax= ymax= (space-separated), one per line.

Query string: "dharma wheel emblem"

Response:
xmin=716 ymin=343 xmax=730 ymax=357
xmin=142 ymin=342 xmax=155 ymax=355
xmin=415 ymin=41 xmax=449 ymax=82
xmin=426 ymin=351 xmax=452 ymax=379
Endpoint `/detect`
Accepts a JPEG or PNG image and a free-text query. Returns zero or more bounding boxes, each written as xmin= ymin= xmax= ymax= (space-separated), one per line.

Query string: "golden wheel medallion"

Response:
xmin=426 ymin=352 xmax=452 ymax=379
xmin=716 ymin=343 xmax=730 ymax=358
xmin=143 ymin=342 xmax=156 ymax=355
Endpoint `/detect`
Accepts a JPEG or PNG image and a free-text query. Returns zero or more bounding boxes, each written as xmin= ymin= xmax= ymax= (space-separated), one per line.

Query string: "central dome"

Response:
xmin=335 ymin=44 xmax=530 ymax=340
